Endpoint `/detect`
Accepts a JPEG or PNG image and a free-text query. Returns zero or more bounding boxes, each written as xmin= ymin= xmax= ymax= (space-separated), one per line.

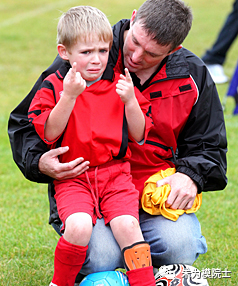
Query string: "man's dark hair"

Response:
xmin=133 ymin=0 xmax=193 ymax=51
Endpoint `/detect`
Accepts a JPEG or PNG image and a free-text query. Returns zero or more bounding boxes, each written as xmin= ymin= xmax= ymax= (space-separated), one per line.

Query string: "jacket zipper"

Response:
xmin=145 ymin=140 xmax=177 ymax=164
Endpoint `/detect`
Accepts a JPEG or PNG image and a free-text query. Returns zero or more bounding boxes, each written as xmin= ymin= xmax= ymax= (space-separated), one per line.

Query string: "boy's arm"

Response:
xmin=44 ymin=95 xmax=76 ymax=142
xmin=125 ymin=99 xmax=145 ymax=142
xmin=8 ymin=56 xmax=89 ymax=182
xmin=45 ymin=62 xmax=86 ymax=141
xmin=116 ymin=69 xmax=145 ymax=142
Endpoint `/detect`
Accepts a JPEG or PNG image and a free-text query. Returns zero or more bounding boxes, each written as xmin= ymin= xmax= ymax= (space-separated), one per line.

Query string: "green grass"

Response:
xmin=0 ymin=0 xmax=238 ymax=285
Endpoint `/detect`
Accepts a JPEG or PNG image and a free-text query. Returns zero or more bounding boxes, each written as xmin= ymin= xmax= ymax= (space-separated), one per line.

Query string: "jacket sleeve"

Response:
xmin=176 ymin=51 xmax=227 ymax=192
xmin=8 ymin=55 xmax=63 ymax=183
xmin=133 ymin=87 xmax=153 ymax=143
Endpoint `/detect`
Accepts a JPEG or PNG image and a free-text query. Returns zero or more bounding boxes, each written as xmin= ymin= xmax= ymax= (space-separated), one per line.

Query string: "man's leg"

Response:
xmin=80 ymin=217 xmax=123 ymax=275
xmin=77 ymin=210 xmax=207 ymax=276
xmin=139 ymin=209 xmax=207 ymax=267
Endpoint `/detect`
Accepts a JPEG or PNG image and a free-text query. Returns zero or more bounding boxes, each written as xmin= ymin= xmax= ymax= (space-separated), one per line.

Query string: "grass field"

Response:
xmin=0 ymin=0 xmax=237 ymax=285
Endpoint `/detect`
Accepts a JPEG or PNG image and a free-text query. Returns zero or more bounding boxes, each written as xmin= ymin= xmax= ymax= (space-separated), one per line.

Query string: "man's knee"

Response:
xmin=152 ymin=231 xmax=199 ymax=266
xmin=140 ymin=212 xmax=207 ymax=267
xmin=83 ymin=245 xmax=123 ymax=273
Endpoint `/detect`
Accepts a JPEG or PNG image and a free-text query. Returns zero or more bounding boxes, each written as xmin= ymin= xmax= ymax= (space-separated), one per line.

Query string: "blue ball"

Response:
xmin=79 ymin=271 xmax=129 ymax=286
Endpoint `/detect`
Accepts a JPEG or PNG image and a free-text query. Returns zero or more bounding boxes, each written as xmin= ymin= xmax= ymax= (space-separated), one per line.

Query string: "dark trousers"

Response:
xmin=202 ymin=0 xmax=238 ymax=65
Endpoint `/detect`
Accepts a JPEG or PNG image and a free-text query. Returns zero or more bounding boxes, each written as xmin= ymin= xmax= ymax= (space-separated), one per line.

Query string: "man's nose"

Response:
xmin=131 ymin=47 xmax=143 ymax=63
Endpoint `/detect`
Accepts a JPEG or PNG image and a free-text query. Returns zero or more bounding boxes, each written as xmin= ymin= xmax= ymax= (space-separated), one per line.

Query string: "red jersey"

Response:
xmin=28 ymin=62 xmax=153 ymax=166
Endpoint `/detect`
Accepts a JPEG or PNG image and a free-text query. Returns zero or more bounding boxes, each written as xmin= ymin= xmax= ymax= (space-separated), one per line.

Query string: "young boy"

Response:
xmin=28 ymin=6 xmax=156 ymax=286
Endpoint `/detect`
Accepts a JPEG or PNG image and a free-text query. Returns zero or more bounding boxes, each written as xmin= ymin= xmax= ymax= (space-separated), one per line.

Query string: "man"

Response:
xmin=8 ymin=0 xmax=227 ymax=283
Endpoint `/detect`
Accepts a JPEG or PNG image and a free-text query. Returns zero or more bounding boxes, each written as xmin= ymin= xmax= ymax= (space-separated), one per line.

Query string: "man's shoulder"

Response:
xmin=109 ymin=19 xmax=129 ymax=66
xmin=41 ymin=55 xmax=64 ymax=78
xmin=166 ymin=47 xmax=207 ymax=81
xmin=112 ymin=19 xmax=129 ymax=38
xmin=168 ymin=47 xmax=204 ymax=68
xmin=180 ymin=47 xmax=205 ymax=67
xmin=44 ymin=61 xmax=69 ymax=82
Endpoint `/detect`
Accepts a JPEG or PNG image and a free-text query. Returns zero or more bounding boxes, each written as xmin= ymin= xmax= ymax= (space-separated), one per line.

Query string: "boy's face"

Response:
xmin=64 ymin=36 xmax=110 ymax=81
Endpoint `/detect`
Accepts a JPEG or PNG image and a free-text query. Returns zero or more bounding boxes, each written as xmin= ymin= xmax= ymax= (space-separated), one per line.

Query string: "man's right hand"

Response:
xmin=38 ymin=146 xmax=90 ymax=180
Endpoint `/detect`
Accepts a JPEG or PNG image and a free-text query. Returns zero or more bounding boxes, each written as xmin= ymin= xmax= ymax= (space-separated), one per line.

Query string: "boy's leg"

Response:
xmin=110 ymin=215 xmax=144 ymax=249
xmin=53 ymin=176 xmax=96 ymax=284
xmin=122 ymin=241 xmax=156 ymax=286
xmin=51 ymin=236 xmax=88 ymax=286
xmin=51 ymin=213 xmax=92 ymax=286
xmin=110 ymin=215 xmax=156 ymax=286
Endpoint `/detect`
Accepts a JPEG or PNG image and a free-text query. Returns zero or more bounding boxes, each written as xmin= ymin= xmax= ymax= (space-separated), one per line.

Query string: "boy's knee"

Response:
xmin=64 ymin=213 xmax=92 ymax=245
xmin=115 ymin=215 xmax=140 ymax=234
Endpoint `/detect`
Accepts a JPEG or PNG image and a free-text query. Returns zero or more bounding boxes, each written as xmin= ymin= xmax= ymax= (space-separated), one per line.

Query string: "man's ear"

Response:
xmin=57 ymin=44 xmax=69 ymax=61
xmin=130 ymin=10 xmax=137 ymax=27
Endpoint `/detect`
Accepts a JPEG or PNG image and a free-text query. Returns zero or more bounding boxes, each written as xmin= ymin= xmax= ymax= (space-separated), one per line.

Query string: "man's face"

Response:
xmin=123 ymin=21 xmax=172 ymax=75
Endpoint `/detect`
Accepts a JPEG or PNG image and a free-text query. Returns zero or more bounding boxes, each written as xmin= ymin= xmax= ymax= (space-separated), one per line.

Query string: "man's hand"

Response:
xmin=156 ymin=172 xmax=197 ymax=210
xmin=39 ymin=146 xmax=90 ymax=180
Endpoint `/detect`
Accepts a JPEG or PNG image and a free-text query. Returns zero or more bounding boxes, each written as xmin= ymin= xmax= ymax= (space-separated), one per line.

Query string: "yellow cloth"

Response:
xmin=141 ymin=168 xmax=202 ymax=221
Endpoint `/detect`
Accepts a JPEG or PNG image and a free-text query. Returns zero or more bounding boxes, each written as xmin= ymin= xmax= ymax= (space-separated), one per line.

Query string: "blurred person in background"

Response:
xmin=202 ymin=0 xmax=238 ymax=84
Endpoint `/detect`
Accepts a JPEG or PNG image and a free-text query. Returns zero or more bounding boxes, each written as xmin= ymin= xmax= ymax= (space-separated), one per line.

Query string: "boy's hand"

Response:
xmin=63 ymin=62 xmax=86 ymax=100
xmin=116 ymin=68 xmax=135 ymax=104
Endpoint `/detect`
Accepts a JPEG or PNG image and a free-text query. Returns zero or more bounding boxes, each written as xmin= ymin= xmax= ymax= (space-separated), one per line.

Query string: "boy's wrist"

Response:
xmin=60 ymin=91 xmax=77 ymax=103
xmin=125 ymin=96 xmax=138 ymax=108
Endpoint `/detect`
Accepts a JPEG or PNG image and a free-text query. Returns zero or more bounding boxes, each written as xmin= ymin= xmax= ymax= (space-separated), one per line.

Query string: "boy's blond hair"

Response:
xmin=57 ymin=6 xmax=113 ymax=50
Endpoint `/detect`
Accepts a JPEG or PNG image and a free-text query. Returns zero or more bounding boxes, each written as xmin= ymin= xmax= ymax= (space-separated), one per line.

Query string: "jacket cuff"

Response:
xmin=25 ymin=152 xmax=52 ymax=183
xmin=176 ymin=165 xmax=204 ymax=193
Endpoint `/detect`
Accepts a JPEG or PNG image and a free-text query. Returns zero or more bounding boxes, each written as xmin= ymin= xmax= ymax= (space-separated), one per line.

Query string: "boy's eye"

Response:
xmin=81 ymin=51 xmax=90 ymax=54
xmin=99 ymin=49 xmax=108 ymax=53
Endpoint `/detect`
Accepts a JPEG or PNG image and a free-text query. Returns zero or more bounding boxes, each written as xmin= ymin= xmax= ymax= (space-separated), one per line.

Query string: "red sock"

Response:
xmin=51 ymin=236 xmax=88 ymax=286
xmin=127 ymin=266 xmax=156 ymax=286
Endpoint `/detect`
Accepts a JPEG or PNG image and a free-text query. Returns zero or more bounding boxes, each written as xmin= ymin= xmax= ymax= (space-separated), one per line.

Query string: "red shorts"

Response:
xmin=54 ymin=160 xmax=139 ymax=231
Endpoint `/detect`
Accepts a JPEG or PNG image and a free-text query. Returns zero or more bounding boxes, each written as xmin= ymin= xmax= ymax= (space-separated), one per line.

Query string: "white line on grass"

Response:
xmin=0 ymin=0 xmax=79 ymax=28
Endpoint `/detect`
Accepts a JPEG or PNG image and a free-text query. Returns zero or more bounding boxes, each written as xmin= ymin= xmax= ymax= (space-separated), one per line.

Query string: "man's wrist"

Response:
xmin=25 ymin=152 xmax=52 ymax=183
xmin=176 ymin=166 xmax=203 ymax=193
